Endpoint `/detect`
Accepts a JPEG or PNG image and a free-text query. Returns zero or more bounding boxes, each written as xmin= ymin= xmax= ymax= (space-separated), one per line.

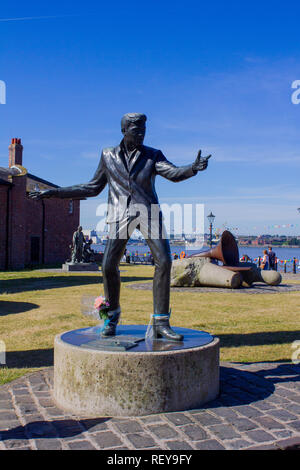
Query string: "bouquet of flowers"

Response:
xmin=81 ymin=295 xmax=110 ymax=321
xmin=94 ymin=296 xmax=110 ymax=320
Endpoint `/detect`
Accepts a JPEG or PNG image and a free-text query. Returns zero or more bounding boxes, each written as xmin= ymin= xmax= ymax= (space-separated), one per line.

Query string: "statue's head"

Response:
xmin=121 ymin=113 xmax=146 ymax=148
xmin=78 ymin=226 xmax=82 ymax=232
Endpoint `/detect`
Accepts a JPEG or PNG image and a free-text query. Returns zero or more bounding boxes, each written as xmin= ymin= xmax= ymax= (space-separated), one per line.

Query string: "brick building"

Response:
xmin=0 ymin=138 xmax=80 ymax=270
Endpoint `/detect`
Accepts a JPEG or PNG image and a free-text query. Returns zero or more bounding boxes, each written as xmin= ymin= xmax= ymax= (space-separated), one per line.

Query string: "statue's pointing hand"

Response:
xmin=192 ymin=150 xmax=211 ymax=172
xmin=28 ymin=189 xmax=53 ymax=200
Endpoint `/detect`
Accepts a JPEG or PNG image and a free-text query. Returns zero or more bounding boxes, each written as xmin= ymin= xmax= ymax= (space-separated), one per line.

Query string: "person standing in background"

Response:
xmin=261 ymin=250 xmax=269 ymax=270
xmin=268 ymin=246 xmax=276 ymax=270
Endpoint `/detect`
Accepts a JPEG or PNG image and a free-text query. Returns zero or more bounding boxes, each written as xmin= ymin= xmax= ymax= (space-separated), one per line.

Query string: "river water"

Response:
xmin=93 ymin=243 xmax=300 ymax=271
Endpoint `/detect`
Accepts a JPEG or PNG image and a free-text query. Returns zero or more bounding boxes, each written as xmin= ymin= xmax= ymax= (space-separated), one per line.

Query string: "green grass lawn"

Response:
xmin=0 ymin=264 xmax=299 ymax=385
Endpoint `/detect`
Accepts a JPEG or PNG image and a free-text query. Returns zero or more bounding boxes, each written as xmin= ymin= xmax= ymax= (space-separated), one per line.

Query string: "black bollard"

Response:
xmin=293 ymin=258 xmax=296 ymax=274
xmin=284 ymin=262 xmax=287 ymax=273
xmin=258 ymin=256 xmax=261 ymax=267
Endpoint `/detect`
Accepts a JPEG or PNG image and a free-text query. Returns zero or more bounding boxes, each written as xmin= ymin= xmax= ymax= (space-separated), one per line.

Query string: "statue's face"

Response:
xmin=123 ymin=121 xmax=146 ymax=147
xmin=78 ymin=226 xmax=82 ymax=232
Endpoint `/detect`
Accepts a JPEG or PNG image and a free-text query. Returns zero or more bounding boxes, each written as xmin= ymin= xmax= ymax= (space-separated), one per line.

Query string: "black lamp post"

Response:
xmin=207 ymin=211 xmax=215 ymax=248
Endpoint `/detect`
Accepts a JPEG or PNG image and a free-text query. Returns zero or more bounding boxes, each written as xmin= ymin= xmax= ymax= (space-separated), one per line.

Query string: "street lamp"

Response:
xmin=207 ymin=211 xmax=215 ymax=248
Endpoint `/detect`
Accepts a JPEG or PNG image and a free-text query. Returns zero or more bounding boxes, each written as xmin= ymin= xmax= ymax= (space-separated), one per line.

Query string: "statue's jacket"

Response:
xmin=56 ymin=143 xmax=195 ymax=223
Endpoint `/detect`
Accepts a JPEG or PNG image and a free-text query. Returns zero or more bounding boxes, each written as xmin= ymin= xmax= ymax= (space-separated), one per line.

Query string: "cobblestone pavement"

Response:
xmin=127 ymin=282 xmax=300 ymax=294
xmin=0 ymin=362 xmax=300 ymax=450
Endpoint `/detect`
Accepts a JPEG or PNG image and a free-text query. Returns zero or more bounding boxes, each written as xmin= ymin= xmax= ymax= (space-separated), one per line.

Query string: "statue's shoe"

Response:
xmin=100 ymin=309 xmax=120 ymax=337
xmin=152 ymin=314 xmax=183 ymax=342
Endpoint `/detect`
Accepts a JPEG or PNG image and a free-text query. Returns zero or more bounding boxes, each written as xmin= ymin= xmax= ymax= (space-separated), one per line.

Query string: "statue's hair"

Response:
xmin=121 ymin=113 xmax=147 ymax=132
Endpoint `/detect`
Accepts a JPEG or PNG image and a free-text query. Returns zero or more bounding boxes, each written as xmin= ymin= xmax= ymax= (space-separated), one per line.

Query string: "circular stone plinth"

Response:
xmin=54 ymin=325 xmax=219 ymax=417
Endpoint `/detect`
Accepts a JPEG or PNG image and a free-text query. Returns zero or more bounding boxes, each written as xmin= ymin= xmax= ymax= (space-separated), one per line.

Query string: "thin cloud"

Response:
xmin=0 ymin=15 xmax=76 ymax=22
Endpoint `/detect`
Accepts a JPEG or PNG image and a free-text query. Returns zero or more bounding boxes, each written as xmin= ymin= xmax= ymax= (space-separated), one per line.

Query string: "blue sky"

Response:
xmin=1 ymin=1 xmax=300 ymax=235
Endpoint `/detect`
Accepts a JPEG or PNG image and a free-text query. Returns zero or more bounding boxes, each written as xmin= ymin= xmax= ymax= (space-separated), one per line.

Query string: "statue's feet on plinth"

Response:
xmin=152 ymin=314 xmax=184 ymax=342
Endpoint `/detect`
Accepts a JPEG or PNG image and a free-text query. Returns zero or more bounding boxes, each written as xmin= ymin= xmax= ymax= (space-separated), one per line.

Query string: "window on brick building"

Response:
xmin=69 ymin=200 xmax=73 ymax=214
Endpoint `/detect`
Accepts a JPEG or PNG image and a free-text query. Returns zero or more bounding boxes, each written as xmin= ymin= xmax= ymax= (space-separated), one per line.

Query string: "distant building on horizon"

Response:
xmin=0 ymin=138 xmax=81 ymax=270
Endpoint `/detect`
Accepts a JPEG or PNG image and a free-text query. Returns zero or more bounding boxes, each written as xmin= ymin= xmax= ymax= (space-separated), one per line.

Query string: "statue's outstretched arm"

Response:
xmin=155 ymin=150 xmax=211 ymax=182
xmin=29 ymin=152 xmax=107 ymax=200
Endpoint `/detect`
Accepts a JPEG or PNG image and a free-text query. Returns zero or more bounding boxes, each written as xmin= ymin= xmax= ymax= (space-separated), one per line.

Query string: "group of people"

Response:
xmin=260 ymin=247 xmax=276 ymax=270
xmin=240 ymin=247 xmax=277 ymax=270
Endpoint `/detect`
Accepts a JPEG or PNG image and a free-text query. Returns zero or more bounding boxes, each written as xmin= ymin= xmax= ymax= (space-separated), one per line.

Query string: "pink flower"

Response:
xmin=94 ymin=296 xmax=105 ymax=309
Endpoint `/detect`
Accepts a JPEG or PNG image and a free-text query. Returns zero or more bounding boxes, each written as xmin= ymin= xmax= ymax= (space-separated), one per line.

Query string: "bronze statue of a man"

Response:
xmin=71 ymin=226 xmax=84 ymax=263
xmin=30 ymin=113 xmax=211 ymax=341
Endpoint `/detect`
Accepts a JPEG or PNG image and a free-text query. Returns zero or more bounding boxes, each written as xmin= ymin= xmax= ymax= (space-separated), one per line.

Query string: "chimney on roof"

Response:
xmin=9 ymin=138 xmax=23 ymax=167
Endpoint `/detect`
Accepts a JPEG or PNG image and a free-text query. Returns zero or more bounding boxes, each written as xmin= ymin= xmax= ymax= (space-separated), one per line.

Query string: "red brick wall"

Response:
xmin=0 ymin=177 xmax=80 ymax=269
xmin=0 ymin=186 xmax=9 ymax=270
xmin=24 ymin=196 xmax=80 ymax=266
xmin=8 ymin=175 xmax=27 ymax=269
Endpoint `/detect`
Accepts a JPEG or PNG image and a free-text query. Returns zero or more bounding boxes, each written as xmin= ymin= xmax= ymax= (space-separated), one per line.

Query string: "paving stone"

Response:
xmin=285 ymin=403 xmax=300 ymax=414
xmin=181 ymin=424 xmax=208 ymax=441
xmin=139 ymin=415 xmax=164 ymax=424
xmin=91 ymin=431 xmax=124 ymax=449
xmin=0 ymin=392 xmax=11 ymax=401
xmin=245 ymin=429 xmax=275 ymax=443
xmin=22 ymin=414 xmax=45 ymax=424
xmin=208 ymin=424 xmax=241 ymax=440
xmin=288 ymin=420 xmax=300 ymax=432
xmin=231 ymin=417 xmax=257 ymax=431
xmin=31 ymin=384 xmax=49 ymax=392
xmin=255 ymin=415 xmax=285 ymax=430
xmin=80 ymin=419 xmax=108 ymax=433
xmin=4 ymin=439 xmax=31 ymax=449
xmin=265 ymin=395 xmax=292 ymax=406
xmin=274 ymin=388 xmax=300 ymax=401
xmin=0 ymin=411 xmax=18 ymax=421
xmin=194 ymin=439 xmax=226 ymax=450
xmin=45 ymin=407 xmax=66 ymax=417
xmin=125 ymin=433 xmax=156 ymax=449
xmin=11 ymin=388 xmax=30 ymax=396
xmin=273 ymin=430 xmax=293 ymax=439
xmin=17 ymin=404 xmax=39 ymax=414
xmin=245 ymin=443 xmax=276 ymax=450
xmin=252 ymin=401 xmax=277 ymax=411
xmin=34 ymin=439 xmax=63 ymax=450
xmin=226 ymin=439 xmax=252 ymax=449
xmin=275 ymin=436 xmax=300 ymax=450
xmin=234 ymin=405 xmax=263 ymax=418
xmin=209 ymin=407 xmax=240 ymax=422
xmin=26 ymin=421 xmax=58 ymax=438
xmin=164 ymin=412 xmax=192 ymax=426
xmin=0 ymin=419 xmax=20 ymax=430
xmin=0 ymin=400 xmax=13 ymax=410
xmin=192 ymin=411 xmax=222 ymax=426
xmin=37 ymin=398 xmax=56 ymax=408
xmin=113 ymin=420 xmax=144 ymax=434
xmin=67 ymin=440 xmax=97 ymax=450
xmin=267 ymin=409 xmax=298 ymax=422
xmin=166 ymin=440 xmax=194 ymax=450
xmin=147 ymin=424 xmax=179 ymax=440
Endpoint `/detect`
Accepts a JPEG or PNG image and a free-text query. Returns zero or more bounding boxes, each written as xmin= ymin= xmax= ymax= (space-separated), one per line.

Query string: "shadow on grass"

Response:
xmin=6 ymin=349 xmax=54 ymax=368
xmin=217 ymin=331 xmax=300 ymax=348
xmin=0 ymin=301 xmax=39 ymax=316
xmin=0 ymin=274 xmax=152 ymax=294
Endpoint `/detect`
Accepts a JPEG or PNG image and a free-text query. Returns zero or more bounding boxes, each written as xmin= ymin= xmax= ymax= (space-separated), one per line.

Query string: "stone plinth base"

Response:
xmin=62 ymin=263 xmax=99 ymax=272
xmin=53 ymin=326 xmax=220 ymax=417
